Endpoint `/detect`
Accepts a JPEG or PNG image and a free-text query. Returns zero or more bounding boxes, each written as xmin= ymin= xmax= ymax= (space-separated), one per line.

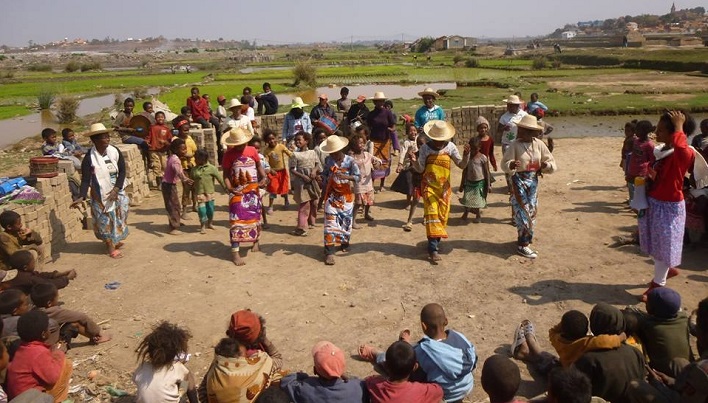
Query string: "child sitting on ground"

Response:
xmin=61 ymin=128 xmax=86 ymax=158
xmin=199 ymin=337 xmax=284 ymax=402
xmin=133 ymin=321 xmax=198 ymax=403
xmin=359 ymin=303 xmax=477 ymax=402
xmin=512 ymin=311 xmax=624 ymax=371
xmin=530 ymin=366 xmax=597 ymax=403
xmin=350 ymin=133 xmax=382 ymax=228
xmin=1 ymin=250 xmax=76 ymax=294
xmin=6 ymin=310 xmax=73 ymax=402
xmin=281 ymin=341 xmax=366 ymax=403
xmin=480 ymin=354 xmax=525 ymax=403
xmin=459 ymin=136 xmax=490 ymax=223
xmin=225 ymin=309 xmax=283 ymax=370
xmin=191 ymin=149 xmax=226 ymax=234
xmin=0 ymin=288 xmax=29 ymax=341
xmin=162 ymin=138 xmax=194 ymax=235
xmin=0 ymin=210 xmax=45 ymax=270
xmin=41 ymin=128 xmax=82 ymax=170
xmin=30 ymin=282 xmax=111 ymax=346
xmin=365 ymin=341 xmax=443 ymax=403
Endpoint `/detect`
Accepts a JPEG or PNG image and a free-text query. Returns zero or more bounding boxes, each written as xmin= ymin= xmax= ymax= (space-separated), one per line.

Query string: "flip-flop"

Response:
xmin=104 ymin=281 xmax=121 ymax=290
xmin=358 ymin=344 xmax=378 ymax=363
xmin=510 ymin=322 xmax=526 ymax=356
xmin=402 ymin=223 xmax=413 ymax=232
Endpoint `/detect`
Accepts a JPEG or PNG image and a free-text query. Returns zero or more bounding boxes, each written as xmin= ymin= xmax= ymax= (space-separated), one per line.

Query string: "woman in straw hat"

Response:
xmin=319 ymin=136 xmax=361 ymax=265
xmin=414 ymin=87 xmax=446 ymax=130
xmin=73 ymin=123 xmax=130 ymax=259
xmin=282 ymin=97 xmax=312 ymax=145
xmin=224 ymin=99 xmax=254 ymax=140
xmin=366 ymin=92 xmax=400 ymax=192
xmin=222 ymin=127 xmax=268 ymax=266
xmin=410 ymin=120 xmax=470 ymax=262
xmin=501 ymin=115 xmax=556 ymax=259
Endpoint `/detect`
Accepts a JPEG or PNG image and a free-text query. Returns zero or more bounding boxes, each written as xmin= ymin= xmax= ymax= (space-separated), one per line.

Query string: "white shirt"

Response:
xmin=499 ymin=110 xmax=528 ymax=146
xmin=133 ymin=362 xmax=189 ymax=403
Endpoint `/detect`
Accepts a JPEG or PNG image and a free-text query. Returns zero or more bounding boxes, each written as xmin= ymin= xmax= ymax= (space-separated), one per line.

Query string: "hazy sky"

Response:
xmin=0 ymin=0 xmax=700 ymax=47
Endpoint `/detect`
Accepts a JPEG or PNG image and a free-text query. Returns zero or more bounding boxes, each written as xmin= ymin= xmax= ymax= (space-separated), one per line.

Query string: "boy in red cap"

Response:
xmin=281 ymin=340 xmax=366 ymax=403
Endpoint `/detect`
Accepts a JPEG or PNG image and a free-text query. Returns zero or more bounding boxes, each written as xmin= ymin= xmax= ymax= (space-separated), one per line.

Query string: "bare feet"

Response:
xmin=108 ymin=250 xmax=123 ymax=259
xmin=251 ymin=242 xmax=260 ymax=253
xmin=325 ymin=255 xmax=335 ymax=265
xmin=429 ymin=252 xmax=442 ymax=263
xmin=461 ymin=213 xmax=469 ymax=220
xmin=207 ymin=221 xmax=216 ymax=230
xmin=352 ymin=223 xmax=362 ymax=230
xmin=92 ymin=333 xmax=112 ymax=344
xmin=473 ymin=215 xmax=482 ymax=223
xmin=67 ymin=269 xmax=78 ymax=280
xmin=168 ymin=229 xmax=182 ymax=235
xmin=399 ymin=329 xmax=412 ymax=343
xmin=232 ymin=252 xmax=246 ymax=266
xmin=358 ymin=344 xmax=381 ymax=362
xmin=200 ymin=225 xmax=207 ymax=234
xmin=114 ymin=242 xmax=124 ymax=249
xmin=364 ymin=214 xmax=375 ymax=221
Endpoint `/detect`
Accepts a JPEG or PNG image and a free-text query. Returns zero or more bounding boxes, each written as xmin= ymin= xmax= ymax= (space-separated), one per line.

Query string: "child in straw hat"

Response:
xmin=410 ymin=121 xmax=470 ymax=263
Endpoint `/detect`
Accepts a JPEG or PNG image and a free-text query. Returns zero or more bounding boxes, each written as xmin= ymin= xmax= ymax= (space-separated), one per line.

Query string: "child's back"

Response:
xmin=414 ymin=329 xmax=476 ymax=402
xmin=549 ymin=310 xmax=623 ymax=368
xmin=134 ymin=361 xmax=190 ymax=403
xmin=638 ymin=288 xmax=691 ymax=375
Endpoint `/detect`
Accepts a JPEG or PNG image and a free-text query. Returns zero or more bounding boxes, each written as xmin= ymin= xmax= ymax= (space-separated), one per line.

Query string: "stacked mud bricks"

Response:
xmin=115 ymin=144 xmax=151 ymax=206
xmin=445 ymin=106 xmax=506 ymax=145
xmin=260 ymin=113 xmax=286 ymax=140
xmin=189 ymin=127 xmax=217 ymax=165
xmin=1 ymin=173 xmax=83 ymax=261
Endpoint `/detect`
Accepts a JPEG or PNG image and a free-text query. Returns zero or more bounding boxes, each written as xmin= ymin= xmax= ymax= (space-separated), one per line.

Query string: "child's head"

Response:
xmin=481 ymin=354 xmax=521 ymax=403
xmin=41 ymin=128 xmax=57 ymax=144
xmin=311 ymin=341 xmax=345 ymax=380
xmin=468 ymin=136 xmax=481 ymax=155
xmin=61 ymin=128 xmax=75 ymax=142
xmin=622 ymin=309 xmax=640 ymax=338
xmin=312 ymin=128 xmax=327 ymax=147
xmin=243 ymin=87 xmax=252 ymax=96
xmin=180 ymin=106 xmax=191 ymax=116
xmin=657 ymin=109 xmax=696 ymax=139
xmin=214 ymin=337 xmax=245 ymax=358
xmin=350 ymin=133 xmax=365 ymax=153
xmin=249 ymin=137 xmax=263 ymax=152
xmin=123 ymin=97 xmax=135 ymax=113
xmin=155 ymin=111 xmax=165 ymax=125
xmin=384 ymin=341 xmax=416 ymax=382
xmin=634 ymin=120 xmax=654 ymax=142
xmin=137 ymin=321 xmax=192 ymax=370
xmin=589 ymin=303 xmax=625 ymax=336
xmin=406 ymin=124 xmax=417 ymax=140
xmin=262 ymin=82 xmax=271 ymax=92
xmin=416 ymin=134 xmax=427 ymax=148
xmin=293 ymin=132 xmax=311 ymax=150
xmin=264 ymin=129 xmax=277 ymax=147
xmin=384 ymin=100 xmax=394 ymax=110
xmin=190 ymin=86 xmax=200 ymax=98
xmin=340 ymin=87 xmax=349 ymax=98
xmin=30 ymin=283 xmax=59 ymax=309
xmin=8 ymin=250 xmax=35 ymax=272
xmin=195 ymin=149 xmax=209 ymax=166
xmin=142 ymin=101 xmax=153 ymax=113
xmin=172 ymin=115 xmax=191 ymax=136
xmin=624 ymin=120 xmax=638 ymax=137
xmin=701 ymin=119 xmax=708 ymax=135
xmin=17 ymin=310 xmax=49 ymax=343
xmin=0 ymin=289 xmax=30 ymax=316
xmin=560 ymin=310 xmax=589 ymax=341
xmin=476 ymin=116 xmax=490 ymax=136
xmin=546 ymin=367 xmax=592 ymax=403
xmin=354 ymin=125 xmax=370 ymax=139
xmin=170 ymin=138 xmax=187 ymax=158
xmin=0 ymin=210 xmax=22 ymax=233
xmin=646 ymin=287 xmax=681 ymax=320
xmin=530 ymin=92 xmax=539 ymax=102
xmin=226 ymin=309 xmax=265 ymax=346
xmin=420 ymin=303 xmax=447 ymax=337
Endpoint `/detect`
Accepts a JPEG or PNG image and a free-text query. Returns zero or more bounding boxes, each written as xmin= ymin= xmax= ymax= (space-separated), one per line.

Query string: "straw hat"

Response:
xmin=418 ymin=87 xmax=438 ymax=98
xmin=423 ymin=120 xmax=456 ymax=141
xmin=372 ymin=92 xmax=387 ymax=101
xmin=503 ymin=95 xmax=523 ymax=105
xmin=227 ymin=98 xmax=241 ymax=110
xmin=290 ymin=97 xmax=307 ymax=109
xmin=222 ymin=127 xmax=254 ymax=147
xmin=0 ymin=269 xmax=18 ymax=283
xmin=516 ymin=115 xmax=544 ymax=131
xmin=318 ymin=135 xmax=349 ymax=154
xmin=86 ymin=123 xmax=112 ymax=138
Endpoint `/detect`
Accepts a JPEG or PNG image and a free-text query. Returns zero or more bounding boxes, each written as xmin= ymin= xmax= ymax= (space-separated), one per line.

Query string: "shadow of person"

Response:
xmin=561 ymin=200 xmax=626 ymax=214
xmin=508 ymin=279 xmax=640 ymax=306
xmin=163 ymin=240 xmax=230 ymax=260
xmin=60 ymin=241 xmax=108 ymax=256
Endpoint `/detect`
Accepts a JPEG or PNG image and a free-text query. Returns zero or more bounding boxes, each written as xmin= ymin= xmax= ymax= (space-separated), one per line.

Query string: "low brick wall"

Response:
xmin=189 ymin=127 xmax=217 ymax=166
xmin=115 ymin=144 xmax=151 ymax=206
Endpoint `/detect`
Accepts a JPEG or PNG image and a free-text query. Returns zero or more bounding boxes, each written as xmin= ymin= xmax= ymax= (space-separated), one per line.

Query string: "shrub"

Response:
xmin=37 ymin=88 xmax=55 ymax=110
xmin=453 ymin=54 xmax=464 ymax=64
xmin=551 ymin=59 xmax=562 ymax=69
xmin=532 ymin=57 xmax=548 ymax=69
xmin=27 ymin=64 xmax=52 ymax=72
xmin=56 ymin=95 xmax=80 ymax=123
xmin=114 ymin=94 xmax=125 ymax=109
xmin=465 ymin=58 xmax=480 ymax=68
xmin=132 ymin=88 xmax=148 ymax=100
xmin=65 ymin=61 xmax=80 ymax=73
xmin=292 ymin=60 xmax=317 ymax=87
xmin=80 ymin=62 xmax=101 ymax=72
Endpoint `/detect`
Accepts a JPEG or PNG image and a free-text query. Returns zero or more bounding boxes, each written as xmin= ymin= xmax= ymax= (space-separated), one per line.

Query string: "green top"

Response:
xmin=190 ymin=163 xmax=226 ymax=195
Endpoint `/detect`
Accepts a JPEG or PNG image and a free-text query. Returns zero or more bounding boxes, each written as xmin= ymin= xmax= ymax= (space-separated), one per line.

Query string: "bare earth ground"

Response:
xmin=45 ymin=137 xmax=706 ymax=402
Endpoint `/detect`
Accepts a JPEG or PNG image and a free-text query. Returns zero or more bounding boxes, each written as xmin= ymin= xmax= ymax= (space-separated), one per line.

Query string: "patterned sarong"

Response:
xmin=229 ymin=156 xmax=262 ymax=244
xmin=371 ymin=139 xmax=392 ymax=180
xmin=638 ymin=197 xmax=685 ymax=267
xmin=324 ymin=166 xmax=355 ymax=247
xmin=422 ymin=153 xmax=452 ymax=239
xmin=461 ymin=179 xmax=487 ymax=209
xmin=510 ymin=171 xmax=538 ymax=244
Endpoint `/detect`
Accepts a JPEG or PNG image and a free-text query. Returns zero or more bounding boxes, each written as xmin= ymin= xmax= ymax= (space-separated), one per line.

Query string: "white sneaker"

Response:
xmin=517 ymin=246 xmax=537 ymax=259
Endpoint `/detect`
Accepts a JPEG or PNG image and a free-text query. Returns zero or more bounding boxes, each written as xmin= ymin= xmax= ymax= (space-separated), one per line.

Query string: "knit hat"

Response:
xmin=312 ymin=341 xmax=345 ymax=379
xmin=590 ymin=303 xmax=625 ymax=336
xmin=646 ymin=287 xmax=681 ymax=319
xmin=226 ymin=310 xmax=262 ymax=344
xmin=476 ymin=116 xmax=490 ymax=128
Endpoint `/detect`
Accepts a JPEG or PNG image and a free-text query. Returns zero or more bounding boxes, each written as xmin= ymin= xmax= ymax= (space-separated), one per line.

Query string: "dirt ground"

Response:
xmin=43 ymin=137 xmax=706 ymax=402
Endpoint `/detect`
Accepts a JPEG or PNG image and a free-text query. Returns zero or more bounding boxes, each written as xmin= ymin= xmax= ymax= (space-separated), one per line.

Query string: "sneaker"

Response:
xmin=517 ymin=246 xmax=537 ymax=259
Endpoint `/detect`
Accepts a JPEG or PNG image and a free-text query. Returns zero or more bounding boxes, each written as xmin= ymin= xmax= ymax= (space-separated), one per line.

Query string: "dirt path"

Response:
xmin=46 ymin=137 xmax=706 ymax=402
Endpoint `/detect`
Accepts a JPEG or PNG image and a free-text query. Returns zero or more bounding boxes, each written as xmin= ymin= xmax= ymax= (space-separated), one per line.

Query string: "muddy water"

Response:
xmin=278 ymin=83 xmax=458 ymax=106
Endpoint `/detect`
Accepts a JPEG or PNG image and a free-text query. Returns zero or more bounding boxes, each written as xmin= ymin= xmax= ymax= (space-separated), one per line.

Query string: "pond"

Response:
xmin=277 ymin=83 xmax=458 ymax=106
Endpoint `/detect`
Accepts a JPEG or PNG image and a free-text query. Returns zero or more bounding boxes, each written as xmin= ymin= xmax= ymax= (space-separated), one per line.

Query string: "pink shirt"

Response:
xmin=626 ymin=138 xmax=655 ymax=181
xmin=7 ymin=341 xmax=65 ymax=399
xmin=365 ymin=376 xmax=443 ymax=403
xmin=163 ymin=154 xmax=187 ymax=184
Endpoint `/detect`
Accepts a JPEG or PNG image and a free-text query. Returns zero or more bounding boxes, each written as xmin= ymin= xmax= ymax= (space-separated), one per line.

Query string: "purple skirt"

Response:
xmin=638 ymin=197 xmax=685 ymax=267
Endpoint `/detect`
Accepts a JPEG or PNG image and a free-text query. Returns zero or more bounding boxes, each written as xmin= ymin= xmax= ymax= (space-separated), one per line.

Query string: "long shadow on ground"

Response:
xmin=508 ymin=279 xmax=640 ymax=306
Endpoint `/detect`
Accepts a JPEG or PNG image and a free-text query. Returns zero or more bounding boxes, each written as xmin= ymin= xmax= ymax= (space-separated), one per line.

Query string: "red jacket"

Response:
xmin=187 ymin=96 xmax=211 ymax=122
xmin=648 ymin=131 xmax=694 ymax=202
xmin=7 ymin=341 xmax=66 ymax=399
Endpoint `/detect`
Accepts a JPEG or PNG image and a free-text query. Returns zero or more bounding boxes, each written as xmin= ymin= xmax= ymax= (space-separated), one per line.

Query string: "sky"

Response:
xmin=0 ymin=0 xmax=702 ymax=47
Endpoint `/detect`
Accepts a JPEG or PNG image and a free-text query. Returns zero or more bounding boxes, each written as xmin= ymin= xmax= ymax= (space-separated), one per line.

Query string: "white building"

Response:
xmin=561 ymin=31 xmax=577 ymax=39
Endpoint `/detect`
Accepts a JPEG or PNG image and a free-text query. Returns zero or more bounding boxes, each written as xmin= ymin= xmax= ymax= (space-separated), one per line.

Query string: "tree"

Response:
xmin=414 ymin=37 xmax=435 ymax=53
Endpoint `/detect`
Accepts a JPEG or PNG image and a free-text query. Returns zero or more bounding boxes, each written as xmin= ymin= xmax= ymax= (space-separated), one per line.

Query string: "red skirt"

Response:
xmin=267 ymin=169 xmax=290 ymax=195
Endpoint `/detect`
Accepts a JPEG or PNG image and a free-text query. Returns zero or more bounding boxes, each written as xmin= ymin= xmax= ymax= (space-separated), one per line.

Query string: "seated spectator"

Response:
xmin=0 ymin=250 xmax=75 ymax=294
xmin=225 ymin=310 xmax=283 ymax=370
xmin=281 ymin=341 xmax=366 ymax=403
xmin=0 ymin=211 xmax=45 ymax=271
xmin=530 ymin=366 xmax=602 ymax=403
xmin=575 ymin=303 xmax=646 ymax=403
xmin=0 ymin=289 xmax=30 ymax=339
xmin=365 ymin=341 xmax=443 ymax=403
xmin=480 ymin=354 xmax=524 ymax=403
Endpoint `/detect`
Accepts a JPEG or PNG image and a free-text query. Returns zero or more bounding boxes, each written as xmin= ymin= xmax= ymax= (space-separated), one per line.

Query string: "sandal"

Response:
xmin=522 ymin=320 xmax=537 ymax=343
xmin=290 ymin=229 xmax=308 ymax=237
xmin=108 ymin=250 xmax=123 ymax=259
xmin=358 ymin=344 xmax=379 ymax=363
xmin=402 ymin=222 xmax=413 ymax=232
xmin=511 ymin=322 xmax=526 ymax=357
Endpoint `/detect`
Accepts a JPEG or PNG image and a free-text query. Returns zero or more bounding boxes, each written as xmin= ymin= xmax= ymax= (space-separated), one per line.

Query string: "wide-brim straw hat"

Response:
xmin=516 ymin=115 xmax=544 ymax=131
xmin=223 ymin=127 xmax=254 ymax=146
xmin=372 ymin=92 xmax=387 ymax=101
xmin=503 ymin=95 xmax=523 ymax=105
xmin=423 ymin=120 xmax=456 ymax=141
xmin=319 ymin=135 xmax=349 ymax=154
xmin=129 ymin=114 xmax=151 ymax=135
xmin=290 ymin=97 xmax=307 ymax=109
xmin=227 ymin=98 xmax=241 ymax=110
xmin=86 ymin=123 xmax=112 ymax=138
xmin=418 ymin=87 xmax=438 ymax=98
xmin=0 ymin=269 xmax=18 ymax=283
